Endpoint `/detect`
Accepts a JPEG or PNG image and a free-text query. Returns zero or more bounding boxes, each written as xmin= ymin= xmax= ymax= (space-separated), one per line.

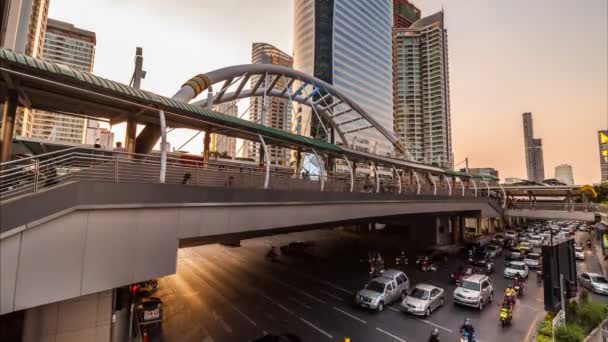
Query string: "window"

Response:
xmin=387 ymin=283 xmax=393 ymax=291
xmin=431 ymin=289 xmax=440 ymax=297
xmin=481 ymin=281 xmax=489 ymax=289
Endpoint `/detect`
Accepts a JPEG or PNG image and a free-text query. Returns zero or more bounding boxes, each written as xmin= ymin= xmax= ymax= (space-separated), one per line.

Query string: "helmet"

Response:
xmin=464 ymin=318 xmax=471 ymax=326
xmin=431 ymin=328 xmax=439 ymax=336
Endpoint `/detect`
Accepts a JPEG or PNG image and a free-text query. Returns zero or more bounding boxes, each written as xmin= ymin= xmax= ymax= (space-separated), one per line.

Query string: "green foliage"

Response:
xmin=536 ymin=334 xmax=552 ymax=342
xmin=537 ymin=320 xmax=553 ymax=337
xmin=575 ymin=301 xmax=608 ymax=334
xmin=579 ymin=290 xmax=589 ymax=304
xmin=594 ymin=183 xmax=608 ymax=203
xmin=554 ymin=324 xmax=585 ymax=342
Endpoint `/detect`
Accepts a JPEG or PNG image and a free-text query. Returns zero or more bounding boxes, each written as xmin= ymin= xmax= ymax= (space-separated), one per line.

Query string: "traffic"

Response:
xmin=135 ymin=219 xmax=605 ymax=342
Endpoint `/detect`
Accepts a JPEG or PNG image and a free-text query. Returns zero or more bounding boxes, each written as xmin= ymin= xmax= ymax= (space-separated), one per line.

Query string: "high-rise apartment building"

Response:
xmin=211 ymin=101 xmax=238 ymax=158
xmin=1 ymin=0 xmax=50 ymax=140
xmin=393 ymin=11 xmax=453 ymax=168
xmin=554 ymin=164 xmax=574 ymax=185
xmin=27 ymin=19 xmax=97 ymax=144
xmin=599 ymin=130 xmax=608 ymax=182
xmin=393 ymin=0 xmax=421 ymax=29
xmin=522 ymin=112 xmax=545 ymax=182
xmin=293 ymin=0 xmax=394 ymax=155
xmin=250 ymin=43 xmax=293 ymax=166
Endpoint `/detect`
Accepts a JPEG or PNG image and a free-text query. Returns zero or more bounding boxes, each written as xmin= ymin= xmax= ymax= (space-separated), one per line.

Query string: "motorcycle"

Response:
xmin=369 ymin=263 xmax=385 ymax=277
xmin=499 ymin=304 xmax=513 ymax=327
xmin=513 ymin=283 xmax=524 ymax=297
xmin=537 ymin=270 xmax=543 ymax=284
xmin=460 ymin=330 xmax=476 ymax=342
xmin=587 ymin=239 xmax=592 ymax=249
xmin=266 ymin=248 xmax=278 ymax=262
xmin=420 ymin=259 xmax=438 ymax=272
xmin=138 ymin=279 xmax=158 ymax=289
xmin=395 ymin=254 xmax=408 ymax=266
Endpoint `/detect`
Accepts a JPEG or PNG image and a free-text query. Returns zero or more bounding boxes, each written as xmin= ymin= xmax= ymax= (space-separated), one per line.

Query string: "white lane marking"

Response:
xmin=300 ymin=318 xmax=333 ymax=339
xmin=277 ymin=303 xmax=294 ymax=315
xmin=211 ymin=310 xmax=233 ymax=333
xmin=333 ymin=306 xmax=367 ymax=324
xmin=320 ymin=289 xmax=345 ymax=301
xmin=415 ymin=318 xmax=453 ymax=333
xmin=288 ymin=296 xmax=312 ymax=309
xmin=376 ymin=327 xmax=408 ymax=342
xmin=299 ymin=290 xmax=327 ymax=304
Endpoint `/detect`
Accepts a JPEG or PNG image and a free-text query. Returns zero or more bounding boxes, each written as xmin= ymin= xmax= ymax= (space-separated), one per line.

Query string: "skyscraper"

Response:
xmin=211 ymin=101 xmax=238 ymax=158
xmin=293 ymin=0 xmax=394 ymax=155
xmin=0 ymin=0 xmax=49 ymax=57
xmin=599 ymin=130 xmax=608 ymax=182
xmin=250 ymin=43 xmax=293 ymax=166
xmin=554 ymin=164 xmax=574 ymax=185
xmin=522 ymin=112 xmax=545 ymax=182
xmin=393 ymin=11 xmax=453 ymax=168
xmin=27 ymin=19 xmax=97 ymax=144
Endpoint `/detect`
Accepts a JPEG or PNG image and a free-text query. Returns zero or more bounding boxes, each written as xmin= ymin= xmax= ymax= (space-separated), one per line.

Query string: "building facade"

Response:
xmin=211 ymin=101 xmax=238 ymax=158
xmin=250 ymin=43 xmax=293 ymax=166
xmin=27 ymin=19 xmax=97 ymax=144
xmin=394 ymin=11 xmax=453 ymax=168
xmin=554 ymin=164 xmax=574 ymax=185
xmin=522 ymin=112 xmax=545 ymax=182
xmin=599 ymin=130 xmax=608 ymax=182
xmin=293 ymin=0 xmax=394 ymax=156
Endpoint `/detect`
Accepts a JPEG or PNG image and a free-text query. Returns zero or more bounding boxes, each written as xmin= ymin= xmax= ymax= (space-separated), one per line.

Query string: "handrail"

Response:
xmin=0 ymin=147 xmax=81 ymax=166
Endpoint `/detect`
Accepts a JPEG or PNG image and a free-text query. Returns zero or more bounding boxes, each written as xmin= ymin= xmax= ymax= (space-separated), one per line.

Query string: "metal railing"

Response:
xmin=0 ymin=148 xmax=490 ymax=203
xmin=508 ymin=201 xmax=597 ymax=212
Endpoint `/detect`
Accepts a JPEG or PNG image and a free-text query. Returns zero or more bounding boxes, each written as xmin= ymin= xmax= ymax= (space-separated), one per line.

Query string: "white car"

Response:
xmin=575 ymin=246 xmax=585 ymax=260
xmin=504 ymin=261 xmax=529 ymax=279
xmin=524 ymin=252 xmax=542 ymax=269
xmin=579 ymin=272 xmax=608 ymax=295
xmin=505 ymin=231 xmax=517 ymax=240
xmin=486 ymin=244 xmax=503 ymax=259
xmin=401 ymin=283 xmax=445 ymax=317
xmin=453 ymin=274 xmax=494 ymax=311
xmin=579 ymin=225 xmax=589 ymax=232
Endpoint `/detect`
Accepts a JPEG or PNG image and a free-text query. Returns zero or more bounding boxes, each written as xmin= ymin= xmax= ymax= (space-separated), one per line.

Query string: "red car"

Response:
xmin=450 ymin=264 xmax=483 ymax=285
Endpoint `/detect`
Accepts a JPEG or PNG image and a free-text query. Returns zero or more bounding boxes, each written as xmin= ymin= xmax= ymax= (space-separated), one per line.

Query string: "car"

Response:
xmin=470 ymin=250 xmax=495 ymax=273
xmin=355 ymin=270 xmax=410 ymax=312
xmin=505 ymin=248 xmax=524 ymax=261
xmin=529 ymin=235 xmax=542 ymax=247
xmin=579 ymin=224 xmax=589 ymax=232
xmin=486 ymin=244 xmax=503 ymax=259
xmin=401 ymin=283 xmax=445 ymax=317
xmin=280 ymin=241 xmax=314 ymax=257
xmin=517 ymin=241 xmax=532 ymax=254
xmin=579 ymin=272 xmax=608 ymax=295
xmin=453 ymin=274 xmax=494 ymax=311
xmin=575 ymin=246 xmax=585 ymax=260
xmin=524 ymin=252 xmax=542 ymax=269
xmin=504 ymin=261 xmax=529 ymax=279
xmin=450 ymin=264 xmax=484 ymax=285
xmin=493 ymin=234 xmax=506 ymax=245
xmin=505 ymin=231 xmax=518 ymax=240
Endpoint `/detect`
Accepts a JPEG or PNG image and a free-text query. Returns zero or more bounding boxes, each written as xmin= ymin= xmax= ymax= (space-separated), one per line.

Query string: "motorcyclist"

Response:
xmin=428 ymin=328 xmax=440 ymax=342
xmin=587 ymin=239 xmax=592 ymax=249
xmin=537 ymin=270 xmax=543 ymax=283
xmin=504 ymin=285 xmax=516 ymax=305
xmin=460 ymin=318 xmax=475 ymax=341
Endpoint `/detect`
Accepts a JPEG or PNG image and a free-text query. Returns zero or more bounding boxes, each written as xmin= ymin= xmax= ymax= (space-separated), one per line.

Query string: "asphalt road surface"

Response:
xmin=147 ymin=228 xmax=607 ymax=342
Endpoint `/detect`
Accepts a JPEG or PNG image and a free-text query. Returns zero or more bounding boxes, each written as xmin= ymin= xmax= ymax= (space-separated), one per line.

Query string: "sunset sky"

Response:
xmin=48 ymin=0 xmax=607 ymax=184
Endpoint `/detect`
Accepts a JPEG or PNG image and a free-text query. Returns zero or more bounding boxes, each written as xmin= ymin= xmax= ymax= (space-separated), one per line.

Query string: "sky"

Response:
xmin=48 ymin=0 xmax=607 ymax=184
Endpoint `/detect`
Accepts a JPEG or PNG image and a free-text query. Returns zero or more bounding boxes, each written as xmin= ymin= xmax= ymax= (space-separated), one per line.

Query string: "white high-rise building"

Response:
xmin=250 ymin=43 xmax=293 ymax=166
xmin=554 ymin=164 xmax=574 ymax=185
xmin=28 ymin=19 xmax=97 ymax=144
xmin=394 ymin=11 xmax=453 ymax=168
xmin=293 ymin=0 xmax=394 ymax=155
xmin=211 ymin=100 xmax=238 ymax=158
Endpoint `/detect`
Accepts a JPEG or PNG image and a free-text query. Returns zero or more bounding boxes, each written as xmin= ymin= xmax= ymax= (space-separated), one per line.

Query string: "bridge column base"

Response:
xmin=22 ymin=290 xmax=113 ymax=342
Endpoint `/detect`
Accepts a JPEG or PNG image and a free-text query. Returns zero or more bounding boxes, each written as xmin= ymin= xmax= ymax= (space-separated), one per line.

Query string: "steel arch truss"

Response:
xmin=183 ymin=64 xmax=407 ymax=155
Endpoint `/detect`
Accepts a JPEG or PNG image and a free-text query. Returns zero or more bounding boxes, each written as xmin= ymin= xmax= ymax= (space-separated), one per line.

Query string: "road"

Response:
xmin=147 ymin=228 xmax=607 ymax=342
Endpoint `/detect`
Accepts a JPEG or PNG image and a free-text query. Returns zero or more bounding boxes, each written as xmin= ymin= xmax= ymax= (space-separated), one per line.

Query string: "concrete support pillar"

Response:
xmin=451 ymin=216 xmax=460 ymax=244
xmin=258 ymin=139 xmax=265 ymax=168
xmin=203 ymin=129 xmax=211 ymax=163
xmin=295 ymin=150 xmax=302 ymax=177
xmin=459 ymin=216 xmax=466 ymax=242
xmin=0 ymin=90 xmax=18 ymax=163
xmin=125 ymin=117 xmax=137 ymax=154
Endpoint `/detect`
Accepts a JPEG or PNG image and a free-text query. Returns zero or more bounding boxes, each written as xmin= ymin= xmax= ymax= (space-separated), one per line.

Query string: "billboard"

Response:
xmin=599 ymin=131 xmax=608 ymax=182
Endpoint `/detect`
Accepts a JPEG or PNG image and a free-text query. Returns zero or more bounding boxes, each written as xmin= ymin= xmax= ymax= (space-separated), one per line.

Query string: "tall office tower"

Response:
xmin=293 ymin=0 xmax=394 ymax=156
xmin=554 ymin=164 xmax=574 ymax=185
xmin=394 ymin=11 xmax=453 ymax=168
xmin=27 ymin=19 xmax=97 ymax=144
xmin=599 ymin=130 xmax=608 ymax=182
xmin=211 ymin=101 xmax=238 ymax=158
xmin=250 ymin=43 xmax=293 ymax=166
xmin=522 ymin=112 xmax=545 ymax=182
xmin=1 ymin=0 xmax=50 ymax=140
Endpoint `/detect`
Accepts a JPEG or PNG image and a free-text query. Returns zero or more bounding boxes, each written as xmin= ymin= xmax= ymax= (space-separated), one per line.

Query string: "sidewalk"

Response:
xmin=593 ymin=243 xmax=607 ymax=277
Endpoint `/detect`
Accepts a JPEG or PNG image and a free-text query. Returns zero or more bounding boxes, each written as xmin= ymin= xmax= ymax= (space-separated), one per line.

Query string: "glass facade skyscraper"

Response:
xmin=293 ymin=0 xmax=394 ymax=156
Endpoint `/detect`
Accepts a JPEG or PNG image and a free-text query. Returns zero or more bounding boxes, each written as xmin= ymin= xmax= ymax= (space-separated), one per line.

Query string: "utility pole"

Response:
xmin=465 ymin=157 xmax=469 ymax=174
